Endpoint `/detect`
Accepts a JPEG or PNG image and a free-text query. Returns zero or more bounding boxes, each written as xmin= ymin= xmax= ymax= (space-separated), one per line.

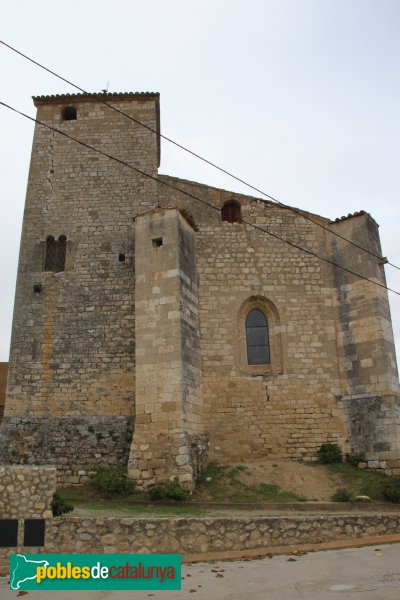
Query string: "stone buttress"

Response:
xmin=128 ymin=208 xmax=207 ymax=489
xmin=329 ymin=213 xmax=400 ymax=474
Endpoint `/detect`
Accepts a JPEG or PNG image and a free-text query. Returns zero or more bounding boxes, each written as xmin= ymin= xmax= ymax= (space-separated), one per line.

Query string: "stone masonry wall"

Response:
xmin=0 ymin=94 xmax=160 ymax=482
xmin=329 ymin=214 xmax=399 ymax=398
xmin=157 ymin=176 xmax=400 ymax=466
xmin=158 ymin=177 xmax=348 ymax=461
xmin=3 ymin=508 xmax=400 ymax=574
xmin=0 ymin=465 xmax=55 ymax=519
xmin=0 ymin=416 xmax=134 ymax=484
xmin=0 ymin=466 xmax=56 ymax=571
xmin=38 ymin=513 xmax=400 ymax=556
xmin=128 ymin=208 xmax=206 ymax=489
xmin=340 ymin=394 xmax=400 ymax=475
xmin=329 ymin=215 xmax=400 ymax=472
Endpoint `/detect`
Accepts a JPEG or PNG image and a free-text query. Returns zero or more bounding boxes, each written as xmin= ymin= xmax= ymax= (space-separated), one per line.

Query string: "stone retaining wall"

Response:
xmin=0 ymin=465 xmax=55 ymax=519
xmin=2 ymin=511 xmax=400 ymax=574
xmin=44 ymin=514 xmax=400 ymax=556
xmin=0 ymin=466 xmax=56 ymax=571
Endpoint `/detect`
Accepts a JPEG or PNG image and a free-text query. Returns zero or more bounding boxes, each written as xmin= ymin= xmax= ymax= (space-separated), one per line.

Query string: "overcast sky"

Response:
xmin=1 ymin=0 xmax=399 ymax=365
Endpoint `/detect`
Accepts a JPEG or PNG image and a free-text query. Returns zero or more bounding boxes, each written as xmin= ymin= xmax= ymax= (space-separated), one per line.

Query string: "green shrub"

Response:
xmin=164 ymin=480 xmax=187 ymax=501
xmin=51 ymin=492 xmax=74 ymax=517
xmin=382 ymin=479 xmax=400 ymax=503
xmin=317 ymin=443 xmax=343 ymax=464
xmin=148 ymin=486 xmax=165 ymax=501
xmin=148 ymin=479 xmax=187 ymax=502
xmin=332 ymin=488 xmax=352 ymax=502
xmin=91 ymin=467 xmax=135 ymax=496
xmin=346 ymin=453 xmax=365 ymax=467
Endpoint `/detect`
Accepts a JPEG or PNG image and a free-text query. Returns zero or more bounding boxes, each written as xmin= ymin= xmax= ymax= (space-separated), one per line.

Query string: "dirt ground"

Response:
xmin=231 ymin=459 xmax=343 ymax=501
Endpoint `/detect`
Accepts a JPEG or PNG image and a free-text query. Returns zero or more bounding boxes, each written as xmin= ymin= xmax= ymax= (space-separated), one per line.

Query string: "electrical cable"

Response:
xmin=1 ymin=38 xmax=399 ymax=271
xmin=1 ymin=99 xmax=399 ymax=298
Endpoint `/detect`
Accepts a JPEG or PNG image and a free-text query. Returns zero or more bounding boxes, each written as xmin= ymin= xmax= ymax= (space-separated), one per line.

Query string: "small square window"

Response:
xmin=61 ymin=106 xmax=77 ymax=121
xmin=152 ymin=238 xmax=163 ymax=248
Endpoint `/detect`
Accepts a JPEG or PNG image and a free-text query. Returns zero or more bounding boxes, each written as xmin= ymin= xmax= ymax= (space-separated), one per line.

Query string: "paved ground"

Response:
xmin=1 ymin=543 xmax=400 ymax=599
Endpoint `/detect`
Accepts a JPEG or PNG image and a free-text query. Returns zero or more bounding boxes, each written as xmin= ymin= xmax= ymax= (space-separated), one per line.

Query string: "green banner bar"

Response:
xmin=10 ymin=553 xmax=181 ymax=590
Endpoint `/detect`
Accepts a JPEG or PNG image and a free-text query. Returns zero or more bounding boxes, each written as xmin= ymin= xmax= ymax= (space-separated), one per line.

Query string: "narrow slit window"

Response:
xmin=222 ymin=200 xmax=241 ymax=223
xmin=56 ymin=235 xmax=67 ymax=272
xmin=245 ymin=309 xmax=270 ymax=365
xmin=44 ymin=236 xmax=56 ymax=272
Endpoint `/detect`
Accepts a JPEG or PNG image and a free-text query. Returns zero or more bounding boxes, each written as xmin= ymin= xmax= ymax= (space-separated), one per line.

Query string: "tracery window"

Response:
xmin=221 ymin=200 xmax=241 ymax=223
xmin=245 ymin=308 xmax=270 ymax=365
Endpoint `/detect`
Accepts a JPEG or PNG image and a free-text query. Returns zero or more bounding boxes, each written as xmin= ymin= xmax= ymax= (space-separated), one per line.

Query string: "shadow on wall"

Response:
xmin=0 ymin=363 xmax=8 ymax=424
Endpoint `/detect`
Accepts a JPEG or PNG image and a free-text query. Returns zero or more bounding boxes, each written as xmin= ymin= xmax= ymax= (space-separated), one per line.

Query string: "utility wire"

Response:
xmin=1 ymin=38 xmax=399 ymax=272
xmin=1 ymin=100 xmax=399 ymax=298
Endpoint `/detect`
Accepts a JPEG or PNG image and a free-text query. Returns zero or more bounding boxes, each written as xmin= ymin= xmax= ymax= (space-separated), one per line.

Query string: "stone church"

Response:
xmin=0 ymin=92 xmax=399 ymax=489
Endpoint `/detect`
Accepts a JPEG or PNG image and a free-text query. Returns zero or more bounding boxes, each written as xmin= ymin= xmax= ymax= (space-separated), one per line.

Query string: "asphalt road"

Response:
xmin=1 ymin=543 xmax=400 ymax=599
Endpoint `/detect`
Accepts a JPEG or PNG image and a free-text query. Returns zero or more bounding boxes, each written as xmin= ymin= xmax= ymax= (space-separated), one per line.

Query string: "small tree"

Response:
xmin=51 ymin=493 xmax=74 ymax=517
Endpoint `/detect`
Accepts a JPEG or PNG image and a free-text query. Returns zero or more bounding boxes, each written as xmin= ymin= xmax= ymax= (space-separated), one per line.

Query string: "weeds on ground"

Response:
xmin=90 ymin=467 xmax=135 ymax=497
xmin=194 ymin=461 xmax=305 ymax=503
xmin=327 ymin=462 xmax=396 ymax=501
xmin=148 ymin=479 xmax=188 ymax=502
xmin=74 ymin=501 xmax=207 ymax=516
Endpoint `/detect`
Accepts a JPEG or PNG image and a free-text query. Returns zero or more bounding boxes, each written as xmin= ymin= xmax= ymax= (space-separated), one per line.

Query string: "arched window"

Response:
xmin=44 ymin=235 xmax=67 ymax=272
xmin=61 ymin=106 xmax=77 ymax=121
xmin=56 ymin=235 xmax=67 ymax=272
xmin=221 ymin=200 xmax=241 ymax=223
xmin=44 ymin=236 xmax=56 ymax=272
xmin=245 ymin=309 xmax=270 ymax=365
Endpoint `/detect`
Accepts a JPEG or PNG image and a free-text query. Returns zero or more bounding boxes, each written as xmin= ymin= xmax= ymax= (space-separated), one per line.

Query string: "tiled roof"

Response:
xmin=33 ymin=92 xmax=159 ymax=104
xmin=331 ymin=210 xmax=367 ymax=223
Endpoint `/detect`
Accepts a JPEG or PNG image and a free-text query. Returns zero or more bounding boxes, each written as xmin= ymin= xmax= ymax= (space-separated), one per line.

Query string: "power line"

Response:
xmin=1 ymin=99 xmax=399 ymax=298
xmin=1 ymin=38 xmax=399 ymax=272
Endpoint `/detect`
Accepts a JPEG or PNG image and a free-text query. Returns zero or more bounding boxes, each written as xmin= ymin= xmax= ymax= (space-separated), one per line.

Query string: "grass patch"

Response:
xmin=228 ymin=483 xmax=305 ymax=503
xmin=60 ymin=461 xmax=400 ymax=509
xmin=74 ymin=501 xmax=207 ymax=516
xmin=59 ymin=484 xmax=147 ymax=502
xmin=193 ymin=461 xmax=305 ymax=503
xmin=326 ymin=463 xmax=390 ymax=501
